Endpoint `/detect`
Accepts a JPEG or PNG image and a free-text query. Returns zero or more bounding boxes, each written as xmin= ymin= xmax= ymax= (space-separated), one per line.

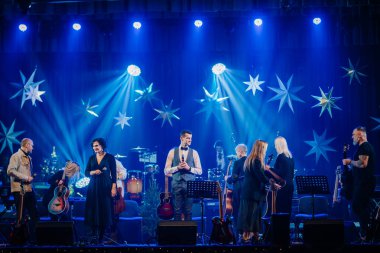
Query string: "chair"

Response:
xmin=294 ymin=195 xmax=329 ymax=239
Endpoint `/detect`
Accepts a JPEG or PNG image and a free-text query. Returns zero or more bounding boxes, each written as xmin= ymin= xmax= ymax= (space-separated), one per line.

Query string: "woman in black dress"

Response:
xmin=84 ymin=138 xmax=117 ymax=244
xmin=237 ymin=140 xmax=269 ymax=243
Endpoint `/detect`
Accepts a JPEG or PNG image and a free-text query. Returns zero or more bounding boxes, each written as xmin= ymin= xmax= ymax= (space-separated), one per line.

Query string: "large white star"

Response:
xmin=243 ymin=74 xmax=265 ymax=96
xmin=268 ymin=74 xmax=304 ymax=113
xmin=195 ymin=87 xmax=229 ymax=121
xmin=305 ymin=129 xmax=336 ymax=164
xmin=0 ymin=120 xmax=25 ymax=154
xmin=114 ymin=112 xmax=132 ymax=129
xmin=153 ymin=100 xmax=180 ymax=127
xmin=341 ymin=58 xmax=367 ymax=85
xmin=81 ymin=99 xmax=99 ymax=118
xmin=25 ymin=84 xmax=46 ymax=106
xmin=371 ymin=117 xmax=380 ymax=131
xmin=9 ymin=68 xmax=45 ymax=109
xmin=311 ymin=87 xmax=342 ymax=118
xmin=135 ymin=83 xmax=159 ymax=106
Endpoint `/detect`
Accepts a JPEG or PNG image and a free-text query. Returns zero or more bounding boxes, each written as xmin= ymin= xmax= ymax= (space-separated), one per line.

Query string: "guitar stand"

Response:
xmin=187 ymin=181 xmax=219 ymax=245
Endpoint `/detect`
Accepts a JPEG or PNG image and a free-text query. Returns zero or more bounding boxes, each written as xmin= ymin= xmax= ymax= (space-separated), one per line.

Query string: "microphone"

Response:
xmin=227 ymin=155 xmax=237 ymax=160
xmin=181 ymin=153 xmax=185 ymax=162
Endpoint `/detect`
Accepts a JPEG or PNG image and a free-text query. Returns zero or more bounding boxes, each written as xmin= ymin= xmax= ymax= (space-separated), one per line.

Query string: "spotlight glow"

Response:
xmin=313 ymin=17 xmax=322 ymax=25
xmin=127 ymin=65 xmax=141 ymax=77
xmin=72 ymin=23 xmax=81 ymax=31
xmin=194 ymin=20 xmax=203 ymax=28
xmin=133 ymin=21 xmax=142 ymax=29
xmin=254 ymin=18 xmax=263 ymax=27
xmin=18 ymin=24 xmax=27 ymax=32
xmin=212 ymin=63 xmax=226 ymax=75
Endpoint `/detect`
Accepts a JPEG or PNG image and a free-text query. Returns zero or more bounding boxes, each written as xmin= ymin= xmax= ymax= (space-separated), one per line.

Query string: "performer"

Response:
xmin=237 ymin=140 xmax=268 ymax=243
xmin=85 ymin=138 xmax=117 ymax=244
xmin=265 ymin=136 xmax=294 ymax=215
xmin=164 ymin=129 xmax=202 ymax=220
xmin=42 ymin=161 xmax=80 ymax=221
xmin=342 ymin=126 xmax=376 ymax=241
xmin=7 ymin=138 xmax=39 ymax=243
xmin=227 ymin=144 xmax=247 ymax=238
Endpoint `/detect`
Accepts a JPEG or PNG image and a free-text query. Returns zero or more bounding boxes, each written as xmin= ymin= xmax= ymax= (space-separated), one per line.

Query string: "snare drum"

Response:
xmin=127 ymin=170 xmax=142 ymax=194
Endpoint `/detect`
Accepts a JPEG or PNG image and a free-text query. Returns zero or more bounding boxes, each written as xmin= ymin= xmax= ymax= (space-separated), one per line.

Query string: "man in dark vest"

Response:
xmin=164 ymin=129 xmax=202 ymax=220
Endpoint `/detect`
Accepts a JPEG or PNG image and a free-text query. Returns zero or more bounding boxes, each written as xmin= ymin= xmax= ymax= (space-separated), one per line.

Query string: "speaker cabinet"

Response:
xmin=157 ymin=221 xmax=197 ymax=245
xmin=36 ymin=221 xmax=75 ymax=245
xmin=271 ymin=213 xmax=290 ymax=246
xmin=303 ymin=219 xmax=344 ymax=247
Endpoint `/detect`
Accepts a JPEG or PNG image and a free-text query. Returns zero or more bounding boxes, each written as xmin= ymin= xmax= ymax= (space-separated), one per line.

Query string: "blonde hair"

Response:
xmin=244 ymin=140 xmax=268 ymax=171
xmin=64 ymin=161 xmax=80 ymax=180
xmin=274 ymin=136 xmax=292 ymax=158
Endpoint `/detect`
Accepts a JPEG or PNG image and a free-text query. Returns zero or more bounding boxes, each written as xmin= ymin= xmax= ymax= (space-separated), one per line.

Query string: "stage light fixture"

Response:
xmin=212 ymin=63 xmax=226 ymax=75
xmin=313 ymin=17 xmax=321 ymax=25
xmin=133 ymin=21 xmax=142 ymax=29
xmin=194 ymin=20 xmax=203 ymax=28
xmin=254 ymin=18 xmax=263 ymax=27
xmin=18 ymin=23 xmax=27 ymax=32
xmin=127 ymin=64 xmax=141 ymax=76
xmin=72 ymin=23 xmax=81 ymax=31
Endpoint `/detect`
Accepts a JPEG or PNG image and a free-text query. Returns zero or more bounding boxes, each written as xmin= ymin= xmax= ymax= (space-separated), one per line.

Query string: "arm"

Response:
xmin=7 ymin=154 xmax=30 ymax=182
xmin=345 ymin=155 xmax=369 ymax=168
xmin=164 ymin=149 xmax=178 ymax=176
xmin=110 ymin=155 xmax=117 ymax=197
xmin=190 ymin=150 xmax=202 ymax=175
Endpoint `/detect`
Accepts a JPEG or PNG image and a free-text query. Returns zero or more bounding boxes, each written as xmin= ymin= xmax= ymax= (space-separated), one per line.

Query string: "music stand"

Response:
xmin=295 ymin=176 xmax=330 ymax=219
xmin=187 ymin=181 xmax=219 ymax=244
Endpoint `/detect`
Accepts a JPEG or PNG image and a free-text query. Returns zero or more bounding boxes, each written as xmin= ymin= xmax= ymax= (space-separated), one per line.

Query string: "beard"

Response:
xmin=353 ymin=140 xmax=358 ymax=146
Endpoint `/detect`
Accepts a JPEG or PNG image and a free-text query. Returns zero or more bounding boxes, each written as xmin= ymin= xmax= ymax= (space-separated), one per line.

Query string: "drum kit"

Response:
xmin=124 ymin=147 xmax=159 ymax=200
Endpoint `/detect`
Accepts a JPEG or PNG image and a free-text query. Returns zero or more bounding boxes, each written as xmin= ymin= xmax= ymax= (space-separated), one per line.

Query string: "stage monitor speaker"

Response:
xmin=271 ymin=213 xmax=290 ymax=246
xmin=303 ymin=219 xmax=344 ymax=247
xmin=36 ymin=221 xmax=75 ymax=245
xmin=157 ymin=220 xmax=197 ymax=245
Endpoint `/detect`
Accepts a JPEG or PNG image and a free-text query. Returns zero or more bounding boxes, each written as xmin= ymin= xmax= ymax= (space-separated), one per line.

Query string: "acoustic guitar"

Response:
xmin=210 ymin=182 xmax=235 ymax=244
xmin=48 ymin=183 xmax=70 ymax=215
xmin=157 ymin=175 xmax=174 ymax=220
xmin=9 ymin=181 xmax=29 ymax=245
xmin=340 ymin=144 xmax=353 ymax=200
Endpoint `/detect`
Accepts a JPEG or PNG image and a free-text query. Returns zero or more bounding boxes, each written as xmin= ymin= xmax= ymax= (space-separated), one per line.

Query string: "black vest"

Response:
xmin=172 ymin=147 xmax=196 ymax=182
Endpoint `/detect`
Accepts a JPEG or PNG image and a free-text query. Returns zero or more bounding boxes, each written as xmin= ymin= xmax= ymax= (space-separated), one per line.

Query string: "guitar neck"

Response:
xmin=165 ymin=175 xmax=169 ymax=197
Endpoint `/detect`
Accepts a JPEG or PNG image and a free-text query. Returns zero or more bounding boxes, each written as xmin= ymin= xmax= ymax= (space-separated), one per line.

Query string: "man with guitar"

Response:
xmin=7 ymin=138 xmax=39 ymax=244
xmin=342 ymin=126 xmax=376 ymax=242
xmin=164 ymin=129 xmax=202 ymax=221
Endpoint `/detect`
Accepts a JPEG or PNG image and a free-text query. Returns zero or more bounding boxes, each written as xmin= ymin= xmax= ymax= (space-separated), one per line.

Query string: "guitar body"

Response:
xmin=157 ymin=192 xmax=174 ymax=220
xmin=114 ymin=187 xmax=126 ymax=214
xmin=48 ymin=185 xmax=70 ymax=215
xmin=341 ymin=144 xmax=353 ymax=201
xmin=210 ymin=216 xmax=235 ymax=244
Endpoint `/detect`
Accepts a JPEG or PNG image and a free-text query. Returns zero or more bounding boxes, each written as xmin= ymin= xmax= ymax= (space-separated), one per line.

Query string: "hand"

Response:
xmin=178 ymin=161 xmax=188 ymax=170
xmin=58 ymin=180 xmax=64 ymax=186
xmin=265 ymin=165 xmax=270 ymax=171
xmin=342 ymin=159 xmax=351 ymax=166
xmin=111 ymin=187 xmax=117 ymax=197
xmin=27 ymin=176 xmax=34 ymax=183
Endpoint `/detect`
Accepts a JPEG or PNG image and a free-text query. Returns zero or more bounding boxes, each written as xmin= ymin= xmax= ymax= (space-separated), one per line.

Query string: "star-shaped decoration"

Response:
xmin=81 ymin=99 xmax=99 ymax=117
xmin=341 ymin=58 xmax=367 ymax=85
xmin=311 ymin=87 xmax=342 ymax=118
xmin=153 ymin=100 xmax=180 ymax=127
xmin=114 ymin=112 xmax=132 ymax=129
xmin=9 ymin=68 xmax=45 ymax=109
xmin=371 ymin=117 xmax=380 ymax=131
xmin=0 ymin=120 xmax=25 ymax=154
xmin=305 ymin=129 xmax=336 ymax=164
xmin=243 ymin=74 xmax=265 ymax=96
xmin=134 ymin=83 xmax=159 ymax=106
xmin=268 ymin=74 xmax=304 ymax=113
xmin=25 ymin=84 xmax=46 ymax=106
xmin=195 ymin=87 xmax=229 ymax=121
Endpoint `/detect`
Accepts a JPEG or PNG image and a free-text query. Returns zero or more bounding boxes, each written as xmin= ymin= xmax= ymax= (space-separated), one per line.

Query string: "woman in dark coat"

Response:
xmin=237 ymin=140 xmax=269 ymax=243
xmin=84 ymin=138 xmax=117 ymax=244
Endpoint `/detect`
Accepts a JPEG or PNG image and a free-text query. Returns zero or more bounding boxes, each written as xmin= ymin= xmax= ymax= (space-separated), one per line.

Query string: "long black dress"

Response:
xmin=84 ymin=153 xmax=116 ymax=231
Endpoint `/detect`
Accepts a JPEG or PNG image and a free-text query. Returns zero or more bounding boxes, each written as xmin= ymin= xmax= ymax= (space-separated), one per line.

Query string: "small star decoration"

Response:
xmin=243 ymin=74 xmax=265 ymax=96
xmin=153 ymin=100 xmax=180 ymax=127
xmin=81 ymin=99 xmax=99 ymax=118
xmin=305 ymin=129 xmax=336 ymax=163
xmin=341 ymin=58 xmax=367 ymax=85
xmin=195 ymin=87 xmax=229 ymax=121
xmin=135 ymin=83 xmax=159 ymax=106
xmin=114 ymin=112 xmax=132 ymax=129
xmin=0 ymin=120 xmax=25 ymax=154
xmin=311 ymin=87 xmax=342 ymax=118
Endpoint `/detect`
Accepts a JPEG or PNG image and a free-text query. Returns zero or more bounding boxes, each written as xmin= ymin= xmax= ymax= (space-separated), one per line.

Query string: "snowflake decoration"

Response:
xmin=114 ymin=112 xmax=132 ymax=129
xmin=153 ymin=100 xmax=180 ymax=127
xmin=243 ymin=74 xmax=265 ymax=96
xmin=0 ymin=120 xmax=25 ymax=154
xmin=9 ymin=68 xmax=45 ymax=109
xmin=268 ymin=74 xmax=304 ymax=113
xmin=305 ymin=129 xmax=336 ymax=163
xmin=195 ymin=87 xmax=229 ymax=121
xmin=341 ymin=58 xmax=367 ymax=85
xmin=311 ymin=87 xmax=342 ymax=118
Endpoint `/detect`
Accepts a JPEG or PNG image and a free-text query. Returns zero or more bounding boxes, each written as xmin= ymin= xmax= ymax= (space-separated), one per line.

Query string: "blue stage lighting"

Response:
xmin=212 ymin=63 xmax=226 ymax=75
xmin=254 ymin=18 xmax=263 ymax=27
xmin=18 ymin=24 xmax=27 ymax=32
xmin=127 ymin=64 xmax=141 ymax=76
xmin=72 ymin=23 xmax=81 ymax=31
xmin=313 ymin=17 xmax=321 ymax=25
xmin=133 ymin=21 xmax=142 ymax=29
xmin=194 ymin=19 xmax=203 ymax=28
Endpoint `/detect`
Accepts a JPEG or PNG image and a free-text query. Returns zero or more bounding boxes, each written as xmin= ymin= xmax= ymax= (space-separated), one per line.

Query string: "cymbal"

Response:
xmin=115 ymin=153 xmax=127 ymax=158
xmin=130 ymin=146 xmax=149 ymax=153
